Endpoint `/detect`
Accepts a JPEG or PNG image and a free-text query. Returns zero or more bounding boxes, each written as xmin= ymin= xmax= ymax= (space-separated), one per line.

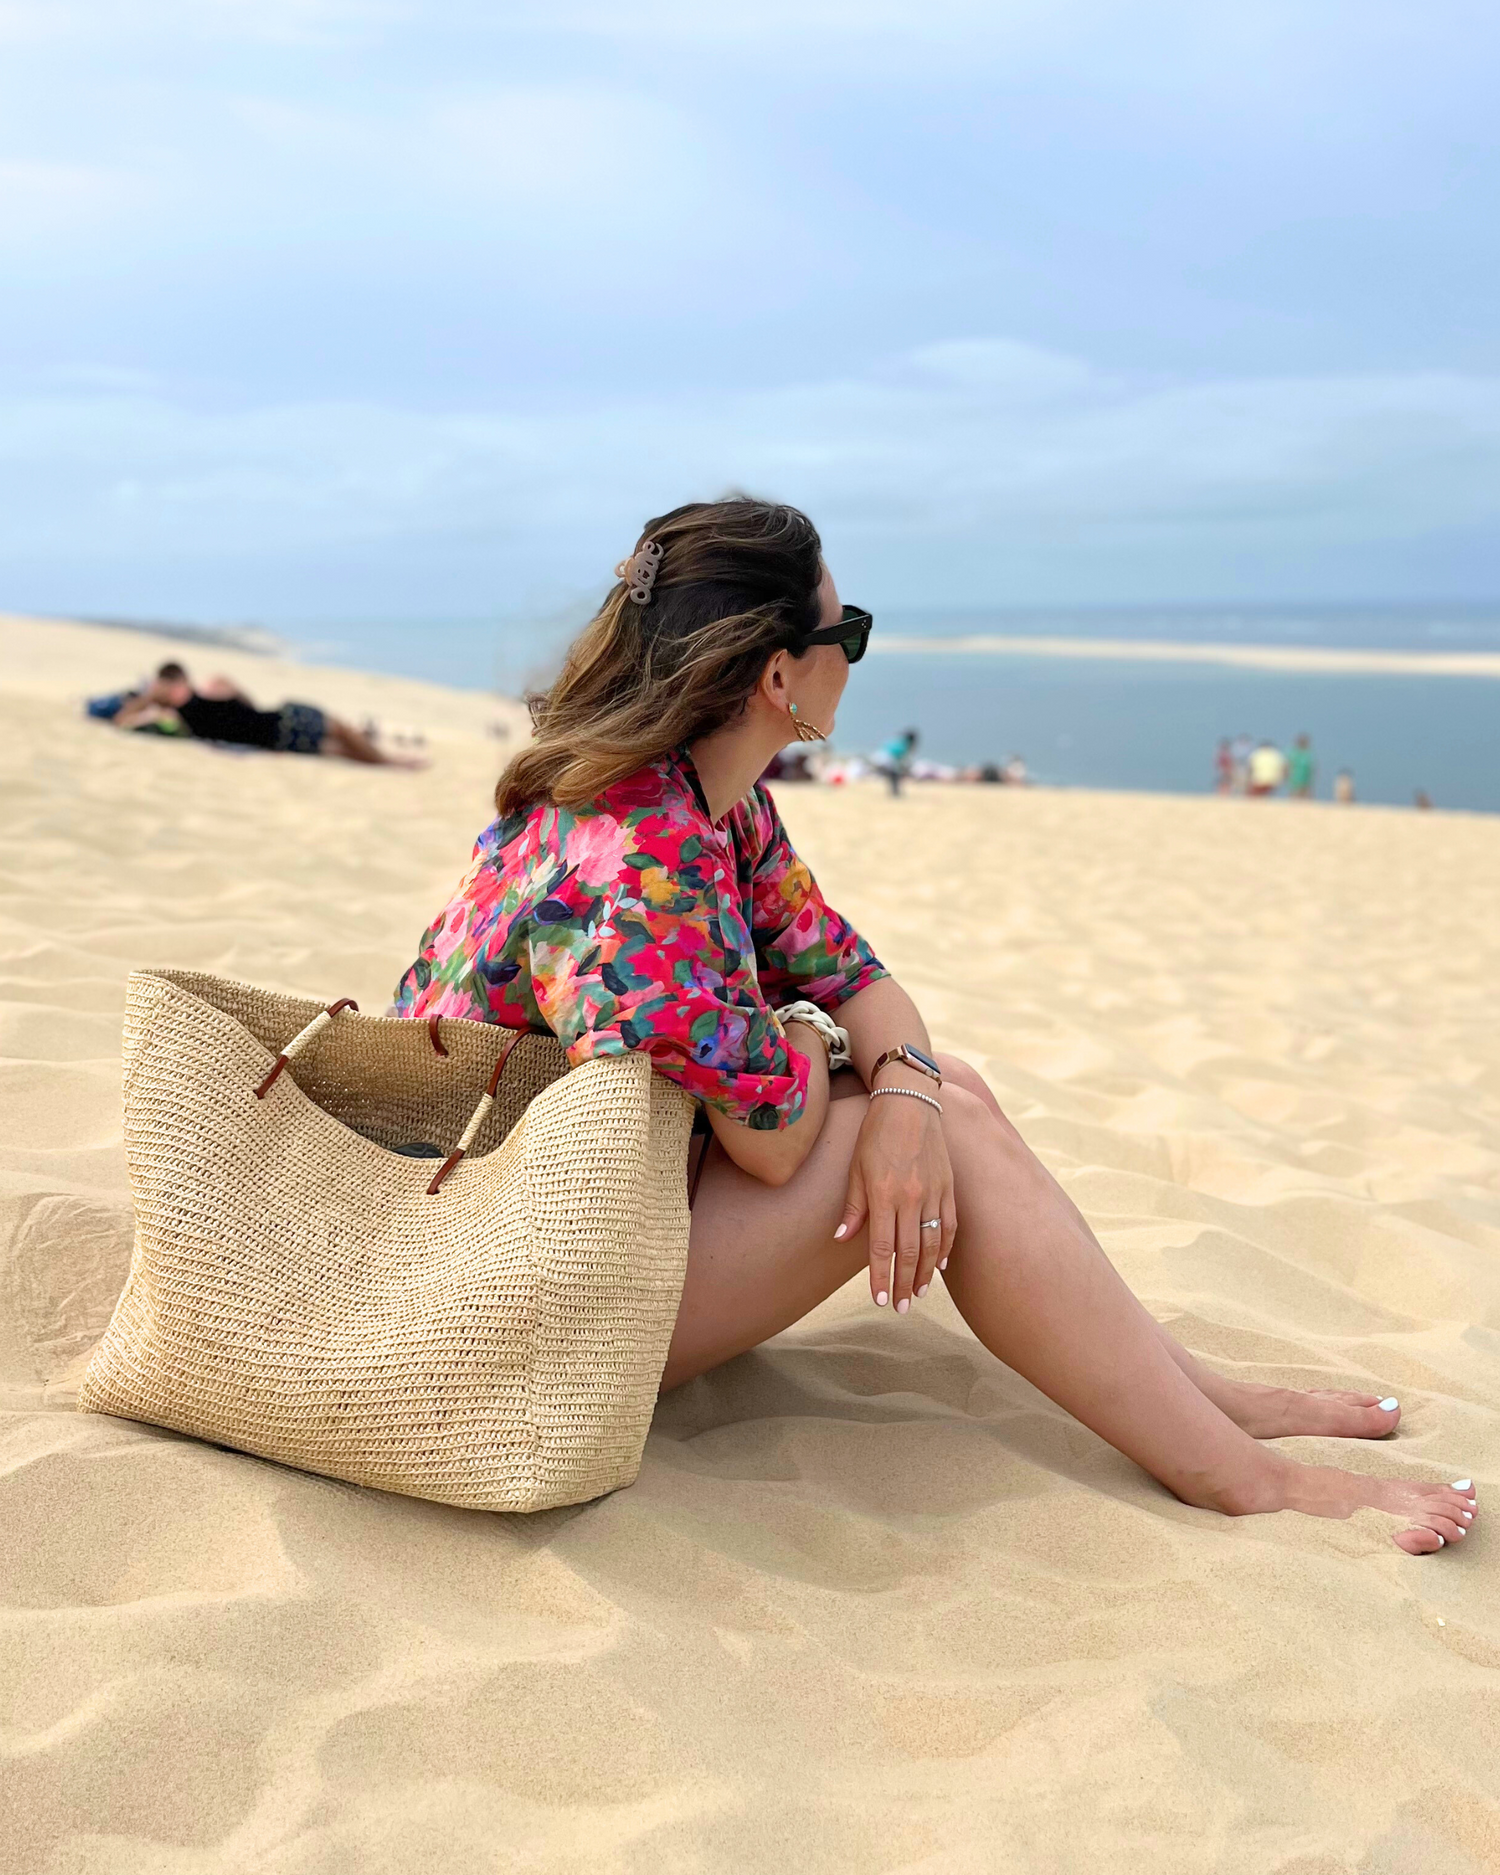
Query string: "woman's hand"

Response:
xmin=835 ymin=1090 xmax=956 ymax=1311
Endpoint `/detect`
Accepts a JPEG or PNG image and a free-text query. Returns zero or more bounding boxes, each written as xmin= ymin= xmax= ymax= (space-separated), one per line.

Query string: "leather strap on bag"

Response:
xmin=254 ymin=999 xmax=360 ymax=1099
xmin=252 ymin=1000 xmax=523 ymax=1197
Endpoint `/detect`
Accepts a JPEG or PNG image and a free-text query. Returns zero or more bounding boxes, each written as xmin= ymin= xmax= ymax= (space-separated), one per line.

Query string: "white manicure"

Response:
xmin=1378 ymin=1397 xmax=1398 ymax=1410
xmin=1435 ymin=1534 xmax=1445 ymax=1546
xmin=1452 ymin=1527 xmax=1465 ymax=1537
xmin=1463 ymin=1511 xmax=1473 ymax=1520
xmin=1451 ymin=1479 xmax=1472 ymax=1491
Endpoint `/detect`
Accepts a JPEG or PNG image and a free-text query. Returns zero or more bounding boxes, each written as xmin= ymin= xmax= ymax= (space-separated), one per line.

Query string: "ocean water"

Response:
xmin=284 ymin=603 xmax=1500 ymax=813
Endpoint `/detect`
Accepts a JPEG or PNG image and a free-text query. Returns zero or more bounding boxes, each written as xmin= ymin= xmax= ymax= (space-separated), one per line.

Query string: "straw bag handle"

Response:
xmin=253 ymin=999 xmax=522 ymax=1197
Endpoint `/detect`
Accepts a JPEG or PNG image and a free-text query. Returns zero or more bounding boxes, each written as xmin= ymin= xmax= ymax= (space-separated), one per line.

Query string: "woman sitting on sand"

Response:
xmin=394 ymin=497 xmax=1476 ymax=1555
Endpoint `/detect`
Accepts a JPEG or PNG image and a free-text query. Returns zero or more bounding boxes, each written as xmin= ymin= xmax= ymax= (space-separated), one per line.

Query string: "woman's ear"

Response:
xmin=759 ymin=649 xmax=792 ymax=707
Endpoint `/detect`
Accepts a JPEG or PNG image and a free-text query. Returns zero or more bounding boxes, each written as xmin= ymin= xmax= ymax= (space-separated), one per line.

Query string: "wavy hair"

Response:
xmin=495 ymin=496 xmax=823 ymax=814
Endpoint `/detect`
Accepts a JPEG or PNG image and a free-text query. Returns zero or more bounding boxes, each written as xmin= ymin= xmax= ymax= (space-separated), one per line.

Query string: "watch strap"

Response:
xmin=871 ymin=1043 xmax=942 ymax=1086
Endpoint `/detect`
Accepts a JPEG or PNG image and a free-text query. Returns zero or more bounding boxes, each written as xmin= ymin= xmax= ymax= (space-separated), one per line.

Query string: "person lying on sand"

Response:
xmin=394 ymin=496 xmax=1477 ymax=1555
xmin=113 ymin=661 xmax=422 ymax=766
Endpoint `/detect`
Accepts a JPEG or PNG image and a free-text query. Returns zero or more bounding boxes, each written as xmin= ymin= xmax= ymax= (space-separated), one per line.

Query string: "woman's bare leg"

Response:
xmin=935 ymin=1057 xmax=1406 ymax=1443
xmin=664 ymin=1082 xmax=1478 ymax=1554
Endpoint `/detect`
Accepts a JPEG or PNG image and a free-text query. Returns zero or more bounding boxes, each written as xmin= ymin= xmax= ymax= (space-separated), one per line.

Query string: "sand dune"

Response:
xmin=2 ymin=614 xmax=1498 ymax=1872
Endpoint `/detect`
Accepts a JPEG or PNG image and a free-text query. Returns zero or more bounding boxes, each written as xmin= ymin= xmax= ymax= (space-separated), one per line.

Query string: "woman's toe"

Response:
xmin=1394 ymin=1526 xmax=1446 ymax=1555
xmin=1310 ymin=1390 xmax=1402 ymax=1436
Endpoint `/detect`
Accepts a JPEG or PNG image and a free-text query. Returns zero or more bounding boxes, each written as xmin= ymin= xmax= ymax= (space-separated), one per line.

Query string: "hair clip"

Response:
xmin=614 ymin=539 xmax=664 ymax=606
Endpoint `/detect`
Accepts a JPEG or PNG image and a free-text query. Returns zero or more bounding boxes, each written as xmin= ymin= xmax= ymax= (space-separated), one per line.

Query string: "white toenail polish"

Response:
xmin=1436 ymin=1534 xmax=1445 ymax=1546
xmin=1451 ymin=1479 xmax=1472 ymax=1490
xmin=1453 ymin=1527 xmax=1464 ymax=1537
xmin=1379 ymin=1397 xmax=1399 ymax=1410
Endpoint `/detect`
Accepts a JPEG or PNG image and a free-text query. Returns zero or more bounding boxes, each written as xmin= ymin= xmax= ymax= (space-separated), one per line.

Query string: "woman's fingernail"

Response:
xmin=875 ymin=1290 xmax=888 ymax=1307
xmin=896 ymin=1297 xmax=909 ymax=1314
xmin=938 ymin=1258 xmax=949 ymax=1270
xmin=1452 ymin=1479 xmax=1472 ymax=1491
xmin=916 ymin=1283 xmax=929 ymax=1298
xmin=1378 ymin=1397 xmax=1399 ymax=1410
xmin=834 ymin=1224 xmax=847 ymax=1240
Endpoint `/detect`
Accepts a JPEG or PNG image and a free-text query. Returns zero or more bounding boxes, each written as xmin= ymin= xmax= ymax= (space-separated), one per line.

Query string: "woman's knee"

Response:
xmin=941 ymin=1083 xmax=1048 ymax=1194
xmin=935 ymin=1053 xmax=1006 ymax=1121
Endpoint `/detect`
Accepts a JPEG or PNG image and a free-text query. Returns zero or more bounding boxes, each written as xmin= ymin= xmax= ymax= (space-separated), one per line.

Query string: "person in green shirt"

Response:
xmin=1287 ymin=733 xmax=1315 ymax=799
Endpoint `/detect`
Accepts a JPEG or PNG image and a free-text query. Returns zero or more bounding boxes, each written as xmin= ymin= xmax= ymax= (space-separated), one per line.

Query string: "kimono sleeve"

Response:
xmin=527 ymin=820 xmax=812 ymax=1132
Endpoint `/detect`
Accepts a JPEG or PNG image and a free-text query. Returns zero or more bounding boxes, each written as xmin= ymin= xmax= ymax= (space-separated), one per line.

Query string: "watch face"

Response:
xmin=904 ymin=1046 xmax=940 ymax=1075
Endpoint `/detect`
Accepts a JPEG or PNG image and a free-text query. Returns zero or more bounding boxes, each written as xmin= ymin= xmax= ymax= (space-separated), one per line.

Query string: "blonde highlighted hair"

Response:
xmin=495 ymin=496 xmax=822 ymax=815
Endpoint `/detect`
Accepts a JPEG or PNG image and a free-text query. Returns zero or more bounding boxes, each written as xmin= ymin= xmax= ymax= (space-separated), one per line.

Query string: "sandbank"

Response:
xmin=875 ymin=631 xmax=1500 ymax=678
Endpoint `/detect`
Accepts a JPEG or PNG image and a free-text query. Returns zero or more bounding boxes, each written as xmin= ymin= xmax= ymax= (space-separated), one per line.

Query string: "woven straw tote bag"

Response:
xmin=78 ymin=968 xmax=694 ymax=1512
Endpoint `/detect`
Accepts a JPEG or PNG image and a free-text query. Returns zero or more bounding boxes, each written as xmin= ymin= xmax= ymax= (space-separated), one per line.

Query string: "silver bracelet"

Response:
xmin=869 ymin=1085 xmax=943 ymax=1116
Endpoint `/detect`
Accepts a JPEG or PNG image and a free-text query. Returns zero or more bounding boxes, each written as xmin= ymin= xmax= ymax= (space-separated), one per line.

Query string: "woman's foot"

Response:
xmin=1211 ymin=1381 xmax=1403 ymax=1442
xmin=1213 ymin=1455 xmax=1477 ymax=1553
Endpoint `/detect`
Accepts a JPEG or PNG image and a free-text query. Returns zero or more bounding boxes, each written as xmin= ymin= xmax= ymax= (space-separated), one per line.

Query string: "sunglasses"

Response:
xmin=795 ymin=604 xmax=873 ymax=665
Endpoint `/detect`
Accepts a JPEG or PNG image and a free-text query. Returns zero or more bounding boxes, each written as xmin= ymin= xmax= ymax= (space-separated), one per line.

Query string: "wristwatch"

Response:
xmin=870 ymin=1043 xmax=942 ymax=1087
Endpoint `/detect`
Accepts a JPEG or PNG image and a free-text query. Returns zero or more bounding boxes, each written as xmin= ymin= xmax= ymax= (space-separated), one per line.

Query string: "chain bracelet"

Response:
xmin=868 ymin=1085 xmax=944 ymax=1116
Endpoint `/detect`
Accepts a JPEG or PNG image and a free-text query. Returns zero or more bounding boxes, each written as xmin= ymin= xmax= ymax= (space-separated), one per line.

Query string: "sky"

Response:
xmin=1 ymin=0 xmax=1498 ymax=631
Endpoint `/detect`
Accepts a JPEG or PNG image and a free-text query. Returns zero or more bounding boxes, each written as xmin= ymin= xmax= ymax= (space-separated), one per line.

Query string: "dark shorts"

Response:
xmin=275 ymin=702 xmax=327 ymax=755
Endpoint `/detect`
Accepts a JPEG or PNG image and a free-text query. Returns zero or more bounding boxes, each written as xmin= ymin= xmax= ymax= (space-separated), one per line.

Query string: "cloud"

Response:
xmin=0 ymin=0 xmax=401 ymax=46
xmin=2 ymin=340 xmax=1496 ymax=607
xmin=0 ymin=159 xmax=147 ymax=242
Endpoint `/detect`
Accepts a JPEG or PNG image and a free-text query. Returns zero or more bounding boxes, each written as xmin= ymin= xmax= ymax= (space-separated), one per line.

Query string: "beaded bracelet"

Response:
xmin=869 ymin=1085 xmax=944 ymax=1117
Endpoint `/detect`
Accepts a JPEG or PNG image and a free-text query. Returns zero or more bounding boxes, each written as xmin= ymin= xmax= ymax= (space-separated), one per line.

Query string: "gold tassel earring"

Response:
xmin=789 ymin=702 xmax=827 ymax=743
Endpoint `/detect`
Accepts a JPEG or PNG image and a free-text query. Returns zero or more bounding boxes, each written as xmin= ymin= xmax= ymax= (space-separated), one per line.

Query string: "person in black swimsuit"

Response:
xmin=115 ymin=663 xmax=419 ymax=766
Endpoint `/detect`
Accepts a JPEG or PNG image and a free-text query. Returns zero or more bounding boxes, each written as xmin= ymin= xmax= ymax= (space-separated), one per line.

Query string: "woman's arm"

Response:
xmin=838 ymin=975 xmax=936 ymax=1090
xmin=704 ymin=1019 xmax=830 ymax=1187
xmin=836 ymin=976 xmax=957 ymax=1310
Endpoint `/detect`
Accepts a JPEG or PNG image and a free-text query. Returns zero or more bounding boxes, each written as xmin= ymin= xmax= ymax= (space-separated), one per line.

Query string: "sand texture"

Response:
xmin=3 ymin=614 xmax=1499 ymax=1873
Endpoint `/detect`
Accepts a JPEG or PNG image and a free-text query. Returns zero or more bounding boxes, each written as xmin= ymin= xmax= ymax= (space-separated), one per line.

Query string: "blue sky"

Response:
xmin=2 ymin=0 xmax=1497 ymax=627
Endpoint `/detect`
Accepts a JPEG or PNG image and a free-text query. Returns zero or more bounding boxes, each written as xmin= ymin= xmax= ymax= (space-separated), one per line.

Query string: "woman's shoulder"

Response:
xmin=471 ymin=753 xmax=716 ymax=896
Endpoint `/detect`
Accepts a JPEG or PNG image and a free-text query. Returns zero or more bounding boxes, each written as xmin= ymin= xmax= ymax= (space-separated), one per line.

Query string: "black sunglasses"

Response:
xmin=795 ymin=604 xmax=873 ymax=665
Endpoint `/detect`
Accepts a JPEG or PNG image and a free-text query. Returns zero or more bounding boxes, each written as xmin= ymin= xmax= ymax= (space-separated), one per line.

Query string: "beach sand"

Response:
xmin=3 ymin=613 xmax=1498 ymax=1873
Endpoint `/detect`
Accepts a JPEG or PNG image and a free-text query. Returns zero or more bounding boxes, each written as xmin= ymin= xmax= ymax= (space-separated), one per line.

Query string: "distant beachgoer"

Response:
xmin=1334 ymin=769 xmax=1356 ymax=804
xmin=1230 ymin=733 xmax=1253 ymax=794
xmin=1002 ymin=753 xmax=1029 ymax=786
xmin=1247 ymin=740 xmax=1287 ymax=797
xmin=762 ymin=746 xmax=814 ymax=785
xmin=1214 ymin=738 xmax=1234 ymax=794
xmin=1286 ymin=734 xmax=1315 ymax=799
xmin=878 ymin=726 xmax=919 ymax=797
xmin=113 ymin=663 xmax=420 ymax=766
xmin=1414 ymin=789 xmax=1433 ymax=811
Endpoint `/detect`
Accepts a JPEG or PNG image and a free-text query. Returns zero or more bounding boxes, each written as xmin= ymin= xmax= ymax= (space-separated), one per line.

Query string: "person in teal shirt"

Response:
xmin=1287 ymin=734 xmax=1316 ymax=799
